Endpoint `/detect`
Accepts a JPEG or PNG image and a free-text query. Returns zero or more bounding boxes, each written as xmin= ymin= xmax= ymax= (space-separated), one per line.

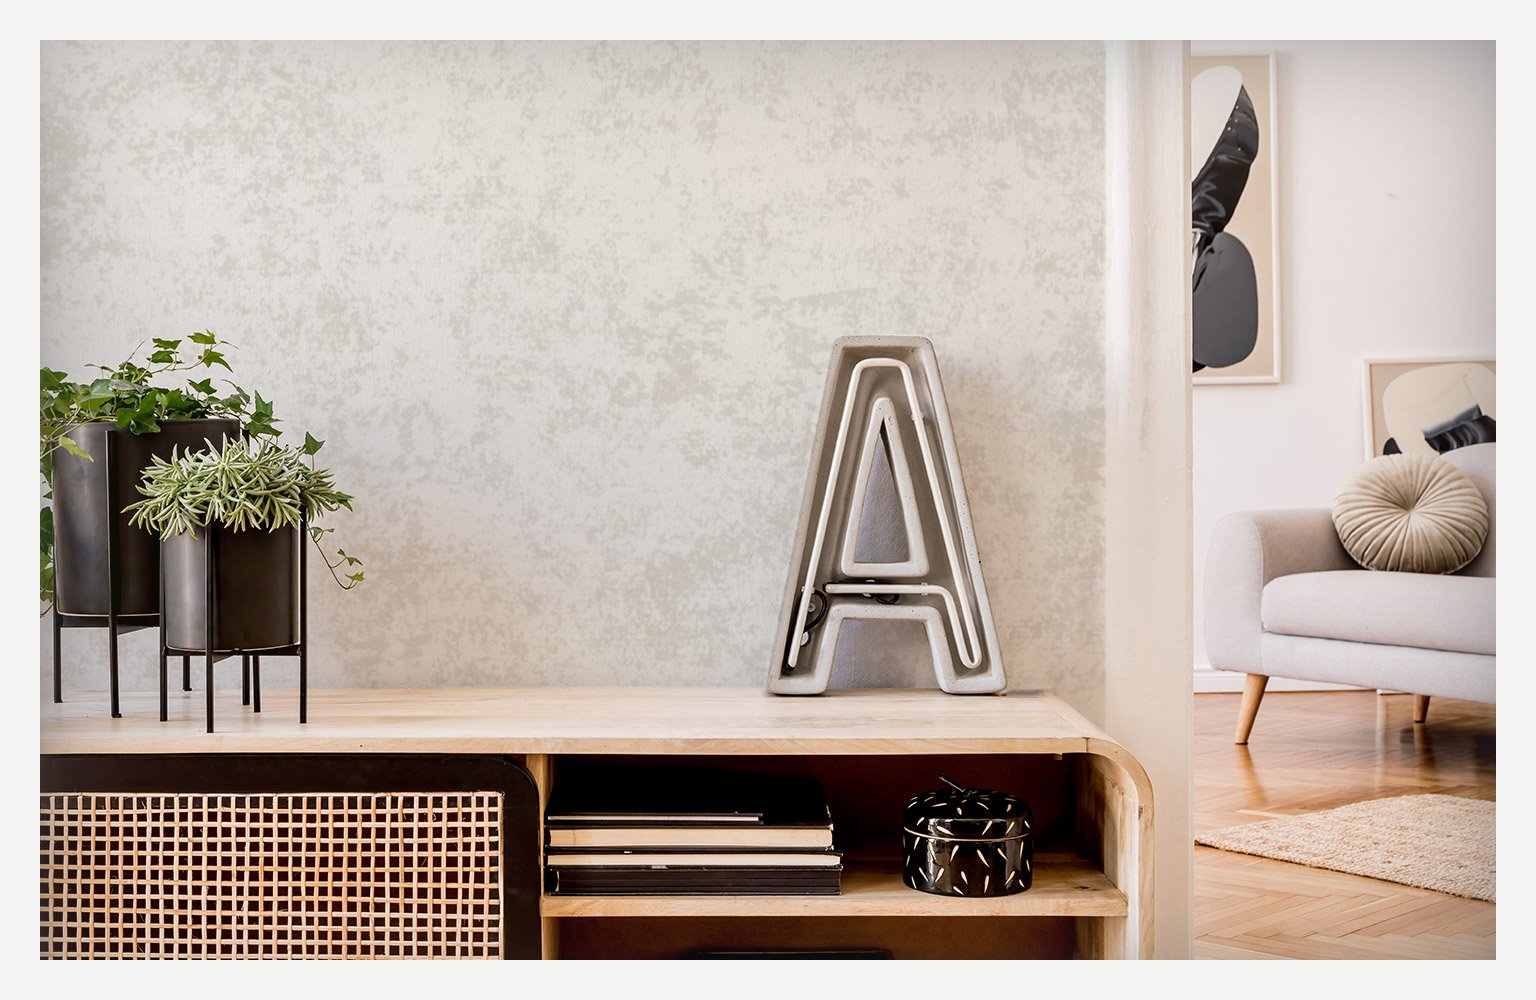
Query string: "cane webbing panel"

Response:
xmin=40 ymin=792 xmax=503 ymax=959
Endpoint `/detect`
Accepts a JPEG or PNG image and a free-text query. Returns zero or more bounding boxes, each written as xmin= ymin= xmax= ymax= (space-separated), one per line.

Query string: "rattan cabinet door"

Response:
xmin=40 ymin=754 xmax=541 ymax=959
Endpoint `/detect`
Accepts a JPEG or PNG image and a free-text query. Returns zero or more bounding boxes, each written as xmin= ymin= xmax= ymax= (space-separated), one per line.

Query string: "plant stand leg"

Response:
xmin=205 ymin=651 xmax=215 ymax=734
xmin=205 ymin=529 xmax=216 ymax=735
xmin=242 ymin=653 xmax=250 ymax=706
xmin=108 ymin=626 xmax=121 ymax=720
xmin=159 ymin=647 xmax=168 ymax=723
xmin=52 ymin=610 xmax=62 ymax=704
xmin=300 ymin=514 xmax=308 ymax=725
xmin=182 ymin=654 xmax=191 ymax=692
xmin=105 ymin=430 xmax=122 ymax=719
xmin=252 ymin=655 xmax=261 ymax=713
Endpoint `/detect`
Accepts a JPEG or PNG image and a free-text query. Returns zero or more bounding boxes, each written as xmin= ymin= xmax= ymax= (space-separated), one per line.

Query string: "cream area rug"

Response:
xmin=1196 ymin=794 xmax=1495 ymax=902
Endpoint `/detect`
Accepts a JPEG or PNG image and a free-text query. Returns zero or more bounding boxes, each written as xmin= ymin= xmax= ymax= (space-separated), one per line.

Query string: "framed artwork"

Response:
xmin=1190 ymin=53 xmax=1281 ymax=384
xmin=1362 ymin=358 xmax=1497 ymax=458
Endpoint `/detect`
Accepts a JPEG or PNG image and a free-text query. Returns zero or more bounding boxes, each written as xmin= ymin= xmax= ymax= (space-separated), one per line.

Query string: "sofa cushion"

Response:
xmin=1331 ymin=453 xmax=1489 ymax=574
xmin=1262 ymin=570 xmax=1495 ymax=656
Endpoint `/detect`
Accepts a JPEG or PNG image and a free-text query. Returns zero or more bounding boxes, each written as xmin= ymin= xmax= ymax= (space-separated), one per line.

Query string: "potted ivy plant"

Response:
xmin=40 ymin=332 xmax=278 ymax=620
xmin=126 ymin=434 xmax=363 ymax=656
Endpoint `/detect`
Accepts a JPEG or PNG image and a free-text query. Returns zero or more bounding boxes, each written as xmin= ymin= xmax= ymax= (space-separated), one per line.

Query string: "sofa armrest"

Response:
xmin=1204 ymin=509 xmax=1358 ymax=675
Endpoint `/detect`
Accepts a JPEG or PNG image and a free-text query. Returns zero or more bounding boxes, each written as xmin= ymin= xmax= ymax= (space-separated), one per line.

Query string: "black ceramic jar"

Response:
xmin=902 ymin=777 xmax=1032 ymax=897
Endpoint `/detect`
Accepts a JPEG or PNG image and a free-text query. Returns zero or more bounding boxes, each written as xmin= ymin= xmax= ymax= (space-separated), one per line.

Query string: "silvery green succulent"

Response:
xmin=127 ymin=436 xmax=352 ymax=538
xmin=127 ymin=435 xmax=364 ymax=589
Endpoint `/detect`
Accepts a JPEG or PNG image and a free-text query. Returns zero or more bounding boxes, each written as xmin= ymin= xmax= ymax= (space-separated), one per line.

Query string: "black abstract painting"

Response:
xmin=1191 ymin=79 xmax=1261 ymax=373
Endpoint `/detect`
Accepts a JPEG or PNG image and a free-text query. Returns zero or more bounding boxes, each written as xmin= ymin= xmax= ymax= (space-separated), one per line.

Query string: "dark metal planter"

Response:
xmin=162 ymin=526 xmax=298 ymax=653
xmin=158 ymin=520 xmax=309 ymax=733
xmin=49 ymin=418 xmax=240 ymax=716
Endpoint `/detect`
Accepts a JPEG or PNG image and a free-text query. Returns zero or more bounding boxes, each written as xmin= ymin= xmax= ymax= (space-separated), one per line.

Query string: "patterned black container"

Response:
xmin=901 ymin=777 xmax=1032 ymax=897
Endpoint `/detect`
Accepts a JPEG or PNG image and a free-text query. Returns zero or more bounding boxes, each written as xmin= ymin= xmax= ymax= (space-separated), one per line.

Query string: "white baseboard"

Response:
xmin=1193 ymin=668 xmax=1367 ymax=694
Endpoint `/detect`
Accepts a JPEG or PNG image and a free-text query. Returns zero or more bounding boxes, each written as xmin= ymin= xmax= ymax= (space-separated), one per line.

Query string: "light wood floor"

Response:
xmin=1195 ymin=690 xmax=1496 ymax=959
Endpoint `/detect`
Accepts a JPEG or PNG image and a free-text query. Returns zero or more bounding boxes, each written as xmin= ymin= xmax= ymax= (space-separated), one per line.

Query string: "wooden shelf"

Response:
xmin=41 ymin=687 xmax=1154 ymax=958
xmin=540 ymin=852 xmax=1125 ymax=918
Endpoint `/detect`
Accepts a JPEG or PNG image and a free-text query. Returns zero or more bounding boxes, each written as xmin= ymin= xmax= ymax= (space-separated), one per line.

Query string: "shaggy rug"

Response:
xmin=1195 ymin=794 xmax=1495 ymax=902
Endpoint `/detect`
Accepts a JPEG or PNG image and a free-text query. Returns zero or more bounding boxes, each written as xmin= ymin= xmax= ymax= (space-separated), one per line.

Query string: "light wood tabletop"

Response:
xmin=40 ymin=686 xmax=1131 ymax=757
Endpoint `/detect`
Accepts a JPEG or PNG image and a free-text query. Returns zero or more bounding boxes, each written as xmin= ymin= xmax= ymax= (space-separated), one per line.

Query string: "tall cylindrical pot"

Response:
xmin=51 ymin=419 xmax=242 ymax=617
xmin=162 ymin=525 xmax=299 ymax=652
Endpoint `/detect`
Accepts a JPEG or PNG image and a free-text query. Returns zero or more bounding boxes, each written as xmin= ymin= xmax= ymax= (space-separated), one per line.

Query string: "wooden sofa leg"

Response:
xmin=1235 ymin=674 xmax=1269 ymax=745
xmin=1413 ymin=695 xmax=1430 ymax=724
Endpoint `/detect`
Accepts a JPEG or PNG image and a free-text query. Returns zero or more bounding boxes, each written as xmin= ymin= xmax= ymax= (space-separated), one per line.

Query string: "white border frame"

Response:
xmin=1360 ymin=355 xmax=1498 ymax=460
xmin=1191 ymin=52 xmax=1282 ymax=386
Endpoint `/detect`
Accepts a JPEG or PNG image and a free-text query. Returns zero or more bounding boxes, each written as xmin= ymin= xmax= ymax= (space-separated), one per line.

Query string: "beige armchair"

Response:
xmin=1204 ymin=443 xmax=1495 ymax=743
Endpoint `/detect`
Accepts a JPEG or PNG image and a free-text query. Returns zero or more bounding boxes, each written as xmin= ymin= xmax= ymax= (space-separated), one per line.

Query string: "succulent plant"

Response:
xmin=127 ymin=435 xmax=363 ymax=588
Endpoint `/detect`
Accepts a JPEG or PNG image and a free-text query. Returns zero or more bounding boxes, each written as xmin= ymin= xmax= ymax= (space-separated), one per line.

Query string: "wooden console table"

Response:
xmin=40 ymin=687 xmax=1153 ymax=960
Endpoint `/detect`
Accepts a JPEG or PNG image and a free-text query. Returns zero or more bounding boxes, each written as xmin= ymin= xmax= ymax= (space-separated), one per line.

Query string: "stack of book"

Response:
xmin=544 ymin=767 xmax=842 ymax=895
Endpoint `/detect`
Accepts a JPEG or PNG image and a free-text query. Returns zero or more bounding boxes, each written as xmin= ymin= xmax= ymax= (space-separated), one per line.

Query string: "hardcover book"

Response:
xmin=547 ymin=866 xmax=842 ymax=896
xmin=545 ymin=825 xmax=833 ymax=849
xmin=545 ymin=768 xmax=832 ymax=828
xmin=543 ymin=767 xmax=842 ymax=896
xmin=545 ymin=852 xmax=842 ymax=868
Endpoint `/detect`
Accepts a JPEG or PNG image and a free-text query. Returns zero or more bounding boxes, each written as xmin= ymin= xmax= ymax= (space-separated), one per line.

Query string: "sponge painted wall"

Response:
xmin=42 ymin=41 xmax=1110 ymax=699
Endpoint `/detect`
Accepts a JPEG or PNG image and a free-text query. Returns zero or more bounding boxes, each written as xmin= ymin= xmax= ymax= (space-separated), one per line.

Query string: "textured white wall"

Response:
xmin=42 ymin=41 xmax=1110 ymax=700
xmin=1192 ymin=41 xmax=1497 ymax=674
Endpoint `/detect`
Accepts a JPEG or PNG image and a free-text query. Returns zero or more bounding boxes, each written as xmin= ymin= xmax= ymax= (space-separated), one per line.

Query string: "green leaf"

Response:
xmin=190 ymin=330 xmax=217 ymax=345
xmin=302 ymin=432 xmax=324 ymax=456
xmin=188 ymin=378 xmax=216 ymax=395
xmin=148 ymin=349 xmax=177 ymax=365
xmin=244 ymin=391 xmax=279 ymax=436
xmin=162 ymin=388 xmax=199 ymax=416
xmin=56 ymin=433 xmax=93 ymax=461
xmin=152 ymin=337 xmax=181 ymax=349
xmin=200 ymin=348 xmax=230 ymax=371
xmin=40 ymin=507 xmax=54 ymax=553
xmin=346 ymin=572 xmax=364 ymax=583
xmin=40 ymin=368 xmax=66 ymax=391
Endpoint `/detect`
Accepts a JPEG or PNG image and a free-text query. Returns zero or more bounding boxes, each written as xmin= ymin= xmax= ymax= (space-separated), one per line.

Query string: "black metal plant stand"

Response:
xmin=157 ymin=514 xmax=309 ymax=734
xmin=50 ymin=431 xmax=190 ymax=719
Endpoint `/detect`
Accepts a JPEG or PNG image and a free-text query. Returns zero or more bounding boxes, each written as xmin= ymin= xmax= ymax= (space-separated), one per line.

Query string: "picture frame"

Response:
xmin=1191 ymin=53 xmax=1282 ymax=385
xmin=1361 ymin=357 xmax=1497 ymax=459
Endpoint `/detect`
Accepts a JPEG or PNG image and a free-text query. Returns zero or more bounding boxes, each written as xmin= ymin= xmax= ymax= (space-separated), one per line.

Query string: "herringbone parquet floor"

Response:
xmin=1195 ymin=690 xmax=1496 ymax=959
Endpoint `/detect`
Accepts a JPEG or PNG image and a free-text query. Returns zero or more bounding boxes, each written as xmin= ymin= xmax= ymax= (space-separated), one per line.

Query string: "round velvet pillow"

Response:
xmin=1332 ymin=453 xmax=1489 ymax=573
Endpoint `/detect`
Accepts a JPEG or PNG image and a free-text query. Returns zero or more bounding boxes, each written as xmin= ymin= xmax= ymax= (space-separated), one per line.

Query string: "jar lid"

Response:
xmin=903 ymin=776 xmax=1032 ymax=841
